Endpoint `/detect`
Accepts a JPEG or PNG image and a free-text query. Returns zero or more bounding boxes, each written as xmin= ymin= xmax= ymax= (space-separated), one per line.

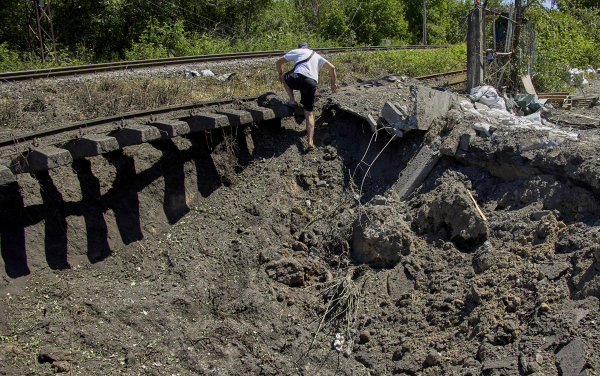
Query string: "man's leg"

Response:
xmin=283 ymin=81 xmax=297 ymax=105
xmin=305 ymin=109 xmax=315 ymax=148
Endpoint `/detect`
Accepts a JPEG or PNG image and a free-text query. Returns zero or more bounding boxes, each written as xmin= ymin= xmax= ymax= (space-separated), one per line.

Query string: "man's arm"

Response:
xmin=323 ymin=61 xmax=338 ymax=93
xmin=276 ymin=57 xmax=288 ymax=84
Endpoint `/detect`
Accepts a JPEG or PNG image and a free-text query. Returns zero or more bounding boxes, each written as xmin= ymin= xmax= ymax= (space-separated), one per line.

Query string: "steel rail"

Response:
xmin=0 ymin=66 xmax=465 ymax=150
xmin=0 ymin=45 xmax=448 ymax=82
xmin=0 ymin=95 xmax=261 ymax=148
xmin=414 ymin=69 xmax=467 ymax=81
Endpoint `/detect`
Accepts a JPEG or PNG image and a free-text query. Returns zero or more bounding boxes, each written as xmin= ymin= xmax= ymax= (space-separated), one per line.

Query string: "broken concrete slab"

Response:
xmin=0 ymin=165 xmax=16 ymax=185
xmin=366 ymin=115 xmax=378 ymax=133
xmin=244 ymin=107 xmax=275 ymax=122
xmin=114 ymin=125 xmax=161 ymax=147
xmin=186 ymin=113 xmax=230 ymax=132
xmin=150 ymin=120 xmax=190 ymax=139
xmin=392 ymin=142 xmax=441 ymax=201
xmin=333 ymin=82 xmax=457 ymax=138
xmin=556 ymin=338 xmax=587 ymax=376
xmin=381 ymin=101 xmax=405 ymax=125
xmin=216 ymin=109 xmax=253 ymax=125
xmin=412 ymin=86 xmax=456 ymax=131
xmin=14 ymin=146 xmax=73 ymax=173
xmin=65 ymin=134 xmax=120 ymax=159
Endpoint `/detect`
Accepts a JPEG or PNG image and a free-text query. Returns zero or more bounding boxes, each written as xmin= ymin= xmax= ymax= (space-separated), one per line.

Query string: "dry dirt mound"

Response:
xmin=1 ymin=76 xmax=600 ymax=375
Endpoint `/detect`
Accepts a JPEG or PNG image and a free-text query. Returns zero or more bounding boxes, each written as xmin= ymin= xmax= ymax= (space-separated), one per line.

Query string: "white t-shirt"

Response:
xmin=284 ymin=49 xmax=328 ymax=82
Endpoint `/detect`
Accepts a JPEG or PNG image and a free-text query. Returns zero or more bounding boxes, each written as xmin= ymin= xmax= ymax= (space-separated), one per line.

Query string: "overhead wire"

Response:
xmin=149 ymin=0 xmax=232 ymax=38
xmin=157 ymin=0 xmax=237 ymax=33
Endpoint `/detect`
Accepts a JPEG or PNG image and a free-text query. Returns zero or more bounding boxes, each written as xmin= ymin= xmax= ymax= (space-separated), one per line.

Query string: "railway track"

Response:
xmin=0 ymin=95 xmax=262 ymax=149
xmin=0 ymin=67 xmax=465 ymax=184
xmin=0 ymin=68 xmax=465 ymax=151
xmin=415 ymin=69 xmax=467 ymax=89
xmin=0 ymin=45 xmax=448 ymax=82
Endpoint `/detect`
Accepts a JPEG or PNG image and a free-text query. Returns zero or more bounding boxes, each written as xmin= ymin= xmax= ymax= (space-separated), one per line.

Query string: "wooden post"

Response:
xmin=467 ymin=4 xmax=484 ymax=92
xmin=509 ymin=0 xmax=523 ymax=91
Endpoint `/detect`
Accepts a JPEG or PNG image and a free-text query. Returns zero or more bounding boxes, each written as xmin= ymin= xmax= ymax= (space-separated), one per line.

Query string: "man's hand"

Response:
xmin=278 ymin=73 xmax=284 ymax=84
xmin=323 ymin=61 xmax=337 ymax=93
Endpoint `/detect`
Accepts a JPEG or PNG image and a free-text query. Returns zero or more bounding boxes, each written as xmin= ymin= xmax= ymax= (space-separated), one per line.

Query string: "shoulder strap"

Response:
xmin=294 ymin=51 xmax=315 ymax=70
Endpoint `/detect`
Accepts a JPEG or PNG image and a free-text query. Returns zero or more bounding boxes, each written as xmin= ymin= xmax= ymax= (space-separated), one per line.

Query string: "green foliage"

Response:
xmin=527 ymin=6 xmax=600 ymax=91
xmin=331 ymin=43 xmax=466 ymax=79
xmin=317 ymin=0 xmax=411 ymax=45
xmin=0 ymin=42 xmax=22 ymax=72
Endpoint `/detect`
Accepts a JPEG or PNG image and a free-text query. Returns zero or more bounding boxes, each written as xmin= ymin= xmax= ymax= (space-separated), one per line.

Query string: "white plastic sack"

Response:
xmin=184 ymin=69 xmax=200 ymax=79
xmin=472 ymin=122 xmax=493 ymax=137
xmin=569 ymin=68 xmax=588 ymax=87
xmin=216 ymin=73 xmax=235 ymax=81
xmin=468 ymin=85 xmax=507 ymax=111
xmin=200 ymin=69 xmax=215 ymax=77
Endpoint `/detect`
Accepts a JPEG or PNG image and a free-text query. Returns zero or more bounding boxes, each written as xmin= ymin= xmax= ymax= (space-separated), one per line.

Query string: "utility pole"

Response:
xmin=24 ymin=0 xmax=56 ymax=64
xmin=509 ymin=0 xmax=523 ymax=90
xmin=423 ymin=0 xmax=427 ymax=45
xmin=466 ymin=1 xmax=484 ymax=91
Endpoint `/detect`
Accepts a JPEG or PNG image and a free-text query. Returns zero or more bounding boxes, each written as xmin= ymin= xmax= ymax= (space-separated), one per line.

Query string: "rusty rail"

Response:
xmin=0 ymin=45 xmax=449 ymax=82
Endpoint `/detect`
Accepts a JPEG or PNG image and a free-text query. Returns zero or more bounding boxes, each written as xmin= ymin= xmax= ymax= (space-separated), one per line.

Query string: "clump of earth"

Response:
xmin=1 ymin=72 xmax=600 ymax=375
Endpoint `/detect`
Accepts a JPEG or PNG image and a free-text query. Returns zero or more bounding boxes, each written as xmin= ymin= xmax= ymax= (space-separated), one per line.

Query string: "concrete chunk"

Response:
xmin=367 ymin=114 xmax=378 ymax=133
xmin=381 ymin=101 xmax=405 ymax=124
xmin=66 ymin=134 xmax=120 ymax=159
xmin=114 ymin=125 xmax=161 ymax=147
xmin=150 ymin=120 xmax=191 ymax=139
xmin=415 ymin=86 xmax=455 ymax=130
xmin=556 ymin=338 xmax=587 ymax=376
xmin=186 ymin=113 xmax=230 ymax=132
xmin=392 ymin=143 xmax=440 ymax=201
xmin=0 ymin=165 xmax=16 ymax=185
xmin=216 ymin=109 xmax=253 ymax=125
xmin=16 ymin=146 xmax=73 ymax=173
xmin=245 ymin=107 xmax=275 ymax=122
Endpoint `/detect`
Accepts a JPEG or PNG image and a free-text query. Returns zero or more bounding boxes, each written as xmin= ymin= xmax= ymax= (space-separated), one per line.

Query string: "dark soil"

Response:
xmin=0 ymin=73 xmax=600 ymax=376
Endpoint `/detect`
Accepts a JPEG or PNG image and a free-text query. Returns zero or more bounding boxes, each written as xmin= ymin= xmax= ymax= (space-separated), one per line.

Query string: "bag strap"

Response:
xmin=294 ymin=51 xmax=315 ymax=70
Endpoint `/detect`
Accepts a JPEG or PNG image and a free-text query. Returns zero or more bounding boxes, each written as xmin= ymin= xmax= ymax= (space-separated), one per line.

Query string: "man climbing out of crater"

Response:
xmin=276 ymin=42 xmax=338 ymax=151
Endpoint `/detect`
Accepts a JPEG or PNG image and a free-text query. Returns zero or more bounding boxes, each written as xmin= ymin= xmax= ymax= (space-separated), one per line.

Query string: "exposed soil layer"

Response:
xmin=1 ymin=75 xmax=600 ymax=376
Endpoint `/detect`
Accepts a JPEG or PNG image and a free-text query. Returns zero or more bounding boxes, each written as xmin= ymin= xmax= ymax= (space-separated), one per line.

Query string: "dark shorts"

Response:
xmin=284 ymin=72 xmax=318 ymax=112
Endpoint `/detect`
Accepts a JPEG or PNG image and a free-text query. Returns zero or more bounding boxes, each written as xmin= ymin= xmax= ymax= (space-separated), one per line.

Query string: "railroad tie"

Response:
xmin=216 ymin=109 xmax=253 ymax=126
xmin=244 ymin=107 xmax=276 ymax=122
xmin=12 ymin=146 xmax=73 ymax=173
xmin=150 ymin=120 xmax=191 ymax=139
xmin=113 ymin=125 xmax=162 ymax=147
xmin=64 ymin=134 xmax=120 ymax=159
xmin=185 ymin=113 xmax=230 ymax=132
xmin=0 ymin=165 xmax=16 ymax=185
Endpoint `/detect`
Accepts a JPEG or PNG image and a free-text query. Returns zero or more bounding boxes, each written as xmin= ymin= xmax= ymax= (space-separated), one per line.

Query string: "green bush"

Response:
xmin=0 ymin=43 xmax=22 ymax=72
xmin=527 ymin=7 xmax=600 ymax=92
xmin=329 ymin=43 xmax=465 ymax=80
